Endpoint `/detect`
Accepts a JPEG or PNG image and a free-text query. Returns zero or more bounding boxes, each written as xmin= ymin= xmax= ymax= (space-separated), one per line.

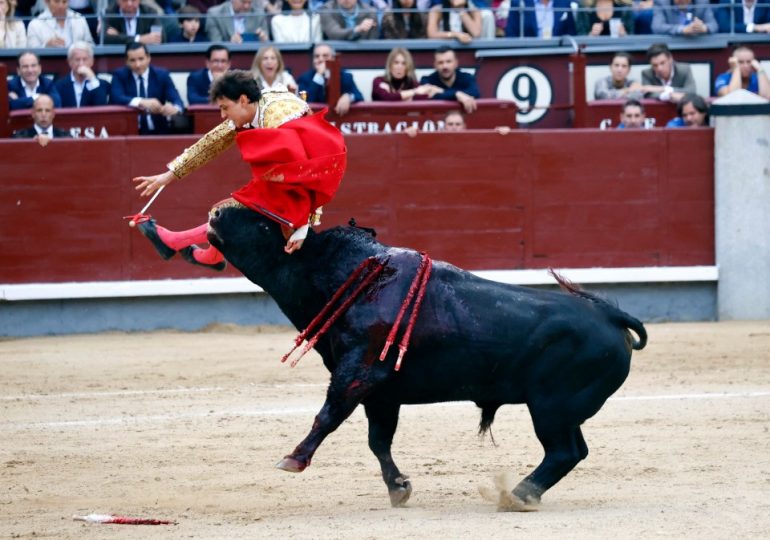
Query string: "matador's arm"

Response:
xmin=167 ymin=120 xmax=237 ymax=179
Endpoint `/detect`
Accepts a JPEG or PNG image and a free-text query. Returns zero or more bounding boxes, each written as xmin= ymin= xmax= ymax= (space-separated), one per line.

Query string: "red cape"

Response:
xmin=232 ymin=109 xmax=347 ymax=229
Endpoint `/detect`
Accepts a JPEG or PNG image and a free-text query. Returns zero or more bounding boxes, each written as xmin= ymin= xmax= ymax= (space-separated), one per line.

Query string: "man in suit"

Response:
xmin=110 ymin=42 xmax=185 ymax=135
xmin=715 ymin=0 xmax=770 ymax=33
xmin=8 ymin=51 xmax=62 ymax=111
xmin=102 ymin=0 xmax=163 ymax=45
xmin=297 ymin=43 xmax=363 ymax=116
xmin=206 ymin=0 xmax=269 ymax=43
xmin=419 ymin=46 xmax=480 ymax=114
xmin=641 ymin=43 xmax=696 ymax=102
xmin=187 ymin=44 xmax=231 ymax=105
xmin=320 ymin=0 xmax=378 ymax=40
xmin=651 ymin=0 xmax=718 ymax=35
xmin=54 ymin=41 xmax=109 ymax=108
xmin=11 ymin=94 xmax=71 ymax=146
xmin=505 ymin=0 xmax=577 ymax=38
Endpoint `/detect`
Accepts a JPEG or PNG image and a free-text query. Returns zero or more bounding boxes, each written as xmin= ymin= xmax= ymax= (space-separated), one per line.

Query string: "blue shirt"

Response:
xmin=714 ymin=71 xmax=759 ymax=96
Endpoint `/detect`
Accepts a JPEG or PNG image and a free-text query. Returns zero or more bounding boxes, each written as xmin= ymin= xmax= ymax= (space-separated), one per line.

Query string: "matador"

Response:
xmin=133 ymin=70 xmax=347 ymax=269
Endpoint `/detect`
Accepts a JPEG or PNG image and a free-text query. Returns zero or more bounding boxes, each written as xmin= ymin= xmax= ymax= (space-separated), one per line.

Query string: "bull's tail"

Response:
xmin=477 ymin=402 xmax=501 ymax=445
xmin=549 ymin=269 xmax=648 ymax=351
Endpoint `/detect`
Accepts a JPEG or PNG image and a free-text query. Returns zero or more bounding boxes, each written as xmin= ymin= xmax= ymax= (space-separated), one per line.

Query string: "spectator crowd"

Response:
xmin=1 ymin=0 xmax=769 ymax=48
xmin=3 ymin=0 xmax=769 ymax=139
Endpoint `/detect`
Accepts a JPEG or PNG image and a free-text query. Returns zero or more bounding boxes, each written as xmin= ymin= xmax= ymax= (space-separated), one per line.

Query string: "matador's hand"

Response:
xmin=133 ymin=170 xmax=176 ymax=197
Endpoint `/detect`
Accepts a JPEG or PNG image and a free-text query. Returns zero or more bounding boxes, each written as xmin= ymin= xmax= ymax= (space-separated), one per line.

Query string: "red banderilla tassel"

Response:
xmin=283 ymin=257 xmax=385 ymax=367
xmin=282 ymin=257 xmax=378 ymax=364
xmin=380 ymin=252 xmax=432 ymax=371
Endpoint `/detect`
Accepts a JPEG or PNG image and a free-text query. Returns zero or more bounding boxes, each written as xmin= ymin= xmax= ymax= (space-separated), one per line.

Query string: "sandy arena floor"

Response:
xmin=1 ymin=321 xmax=769 ymax=539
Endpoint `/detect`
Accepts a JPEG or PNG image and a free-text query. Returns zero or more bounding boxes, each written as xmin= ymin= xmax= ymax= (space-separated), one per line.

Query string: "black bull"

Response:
xmin=207 ymin=205 xmax=647 ymax=510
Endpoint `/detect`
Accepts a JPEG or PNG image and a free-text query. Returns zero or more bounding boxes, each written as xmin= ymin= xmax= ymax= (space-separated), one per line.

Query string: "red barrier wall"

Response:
xmin=0 ymin=129 xmax=714 ymax=284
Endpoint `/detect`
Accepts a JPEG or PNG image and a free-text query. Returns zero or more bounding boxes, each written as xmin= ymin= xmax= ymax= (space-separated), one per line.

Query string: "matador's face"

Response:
xmin=216 ymin=95 xmax=256 ymax=128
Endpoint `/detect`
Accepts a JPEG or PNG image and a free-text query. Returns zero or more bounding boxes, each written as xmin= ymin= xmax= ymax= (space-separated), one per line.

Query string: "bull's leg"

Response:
xmin=364 ymin=401 xmax=411 ymax=507
xmin=276 ymin=354 xmax=385 ymax=473
xmin=510 ymin=425 xmax=588 ymax=507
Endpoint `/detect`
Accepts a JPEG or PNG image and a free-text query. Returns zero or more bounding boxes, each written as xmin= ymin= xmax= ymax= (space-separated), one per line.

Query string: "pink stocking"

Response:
xmin=156 ymin=223 xmax=209 ymax=251
xmin=191 ymin=245 xmax=225 ymax=265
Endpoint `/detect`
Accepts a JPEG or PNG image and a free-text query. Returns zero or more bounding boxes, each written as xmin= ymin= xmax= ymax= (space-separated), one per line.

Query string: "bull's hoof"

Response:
xmin=275 ymin=456 xmax=307 ymax=473
xmin=388 ymin=476 xmax=412 ymax=507
xmin=479 ymin=472 xmax=540 ymax=512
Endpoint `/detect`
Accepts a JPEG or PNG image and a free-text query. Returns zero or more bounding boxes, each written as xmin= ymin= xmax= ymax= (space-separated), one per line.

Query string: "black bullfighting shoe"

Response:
xmin=137 ymin=219 xmax=177 ymax=260
xmin=179 ymin=246 xmax=227 ymax=272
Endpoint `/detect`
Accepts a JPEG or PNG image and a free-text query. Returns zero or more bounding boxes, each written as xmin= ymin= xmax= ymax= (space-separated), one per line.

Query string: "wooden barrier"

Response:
xmin=189 ymin=99 xmax=518 ymax=134
xmin=0 ymin=128 xmax=713 ymax=285
xmin=583 ymin=99 xmax=679 ymax=129
xmin=9 ymin=105 xmax=140 ymax=137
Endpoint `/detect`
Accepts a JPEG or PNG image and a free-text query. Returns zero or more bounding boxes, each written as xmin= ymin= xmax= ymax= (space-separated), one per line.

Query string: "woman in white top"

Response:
xmin=426 ymin=0 xmax=482 ymax=44
xmin=251 ymin=45 xmax=298 ymax=93
xmin=0 ymin=0 xmax=27 ymax=48
xmin=270 ymin=0 xmax=322 ymax=43
xmin=27 ymin=0 xmax=93 ymax=48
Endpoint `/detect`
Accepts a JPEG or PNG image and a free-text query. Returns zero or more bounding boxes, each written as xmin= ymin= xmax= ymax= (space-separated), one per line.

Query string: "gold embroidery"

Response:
xmin=209 ymin=198 xmax=245 ymax=218
xmin=258 ymin=90 xmax=310 ymax=128
xmin=168 ymin=120 xmax=237 ymax=179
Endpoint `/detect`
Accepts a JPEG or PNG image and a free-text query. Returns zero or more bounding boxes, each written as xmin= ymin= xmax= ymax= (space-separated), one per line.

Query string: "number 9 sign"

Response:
xmin=496 ymin=66 xmax=552 ymax=125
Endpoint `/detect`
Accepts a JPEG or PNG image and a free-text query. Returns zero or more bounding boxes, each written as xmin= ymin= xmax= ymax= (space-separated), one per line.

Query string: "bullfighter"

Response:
xmin=132 ymin=70 xmax=347 ymax=269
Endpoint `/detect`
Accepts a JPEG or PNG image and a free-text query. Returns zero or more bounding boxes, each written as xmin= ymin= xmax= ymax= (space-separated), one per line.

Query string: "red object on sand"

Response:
xmin=73 ymin=513 xmax=176 ymax=525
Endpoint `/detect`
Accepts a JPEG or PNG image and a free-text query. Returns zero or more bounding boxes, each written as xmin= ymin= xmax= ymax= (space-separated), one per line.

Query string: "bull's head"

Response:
xmin=207 ymin=201 xmax=286 ymax=276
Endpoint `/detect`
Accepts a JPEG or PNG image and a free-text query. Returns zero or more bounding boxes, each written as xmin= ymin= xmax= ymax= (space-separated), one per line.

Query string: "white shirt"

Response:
xmin=130 ymin=71 xmax=155 ymax=130
xmin=744 ymin=2 xmax=756 ymax=32
xmin=256 ymin=72 xmax=297 ymax=91
xmin=23 ymin=80 xmax=41 ymax=98
xmin=270 ymin=12 xmax=322 ymax=43
xmin=535 ymin=0 xmax=554 ymax=38
xmin=230 ymin=4 xmax=246 ymax=35
xmin=34 ymin=124 xmax=54 ymax=137
xmin=70 ymin=72 xmax=101 ymax=107
xmin=120 ymin=9 xmax=138 ymax=36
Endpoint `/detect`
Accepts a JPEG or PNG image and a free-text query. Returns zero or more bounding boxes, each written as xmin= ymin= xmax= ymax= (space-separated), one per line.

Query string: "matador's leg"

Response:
xmin=137 ymin=219 xmax=225 ymax=271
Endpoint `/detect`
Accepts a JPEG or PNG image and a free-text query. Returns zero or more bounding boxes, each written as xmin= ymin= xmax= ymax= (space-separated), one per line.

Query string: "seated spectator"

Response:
xmin=251 ymin=45 xmax=298 ymax=92
xmin=102 ymin=0 xmax=163 ymax=45
xmin=206 ymin=0 xmax=269 ymax=43
xmin=419 ymin=46 xmax=480 ymax=113
xmin=8 ymin=51 xmax=62 ymax=110
xmin=640 ymin=42 xmax=696 ymax=102
xmin=297 ymin=42 xmax=363 ymax=115
xmin=381 ymin=0 xmax=428 ymax=39
xmin=110 ymin=42 xmax=185 ymax=135
xmin=594 ymin=51 xmax=643 ymax=100
xmin=443 ymin=109 xmax=466 ymax=130
xmin=271 ymin=0 xmax=322 ymax=42
xmin=665 ymin=93 xmax=709 ymax=127
xmin=651 ymin=0 xmax=717 ymax=36
xmin=167 ymin=5 xmax=207 ymax=42
xmin=632 ymin=0 xmax=654 ymax=34
xmin=617 ymin=98 xmax=646 ymax=128
xmin=577 ymin=0 xmax=634 ymax=36
xmin=714 ymin=45 xmax=770 ymax=100
xmin=11 ymin=94 xmax=71 ymax=145
xmin=320 ymin=0 xmax=378 ymax=40
xmin=372 ymin=47 xmax=436 ymax=101
xmin=26 ymin=0 xmax=93 ymax=47
xmin=506 ymin=0 xmax=577 ymax=37
xmin=715 ymin=0 xmax=770 ymax=34
xmin=1 ymin=0 xmax=27 ymax=48
xmin=187 ymin=44 xmax=231 ymax=105
xmin=426 ymin=0 xmax=482 ymax=44
xmin=54 ymin=41 xmax=109 ymax=107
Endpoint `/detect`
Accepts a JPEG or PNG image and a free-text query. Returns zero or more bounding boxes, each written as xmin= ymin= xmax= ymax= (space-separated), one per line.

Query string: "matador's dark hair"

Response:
xmin=209 ymin=70 xmax=262 ymax=104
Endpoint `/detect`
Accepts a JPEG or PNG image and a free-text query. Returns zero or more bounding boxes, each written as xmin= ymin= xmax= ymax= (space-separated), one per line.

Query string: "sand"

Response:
xmin=1 ymin=321 xmax=769 ymax=539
